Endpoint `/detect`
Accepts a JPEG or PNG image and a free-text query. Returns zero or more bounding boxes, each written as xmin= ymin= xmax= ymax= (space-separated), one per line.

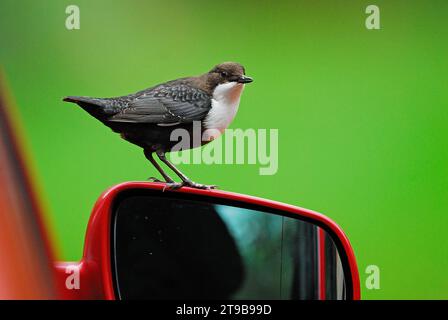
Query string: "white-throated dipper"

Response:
xmin=63 ymin=62 xmax=253 ymax=189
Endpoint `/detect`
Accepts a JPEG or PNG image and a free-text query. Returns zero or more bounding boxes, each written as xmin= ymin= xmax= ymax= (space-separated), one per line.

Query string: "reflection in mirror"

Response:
xmin=112 ymin=194 xmax=346 ymax=300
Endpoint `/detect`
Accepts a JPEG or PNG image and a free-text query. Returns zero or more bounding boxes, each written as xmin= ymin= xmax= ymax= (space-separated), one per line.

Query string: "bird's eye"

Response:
xmin=220 ymin=71 xmax=228 ymax=77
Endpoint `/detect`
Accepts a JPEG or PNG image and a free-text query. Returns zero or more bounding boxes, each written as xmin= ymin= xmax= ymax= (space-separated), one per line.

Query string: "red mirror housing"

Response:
xmin=55 ymin=182 xmax=361 ymax=300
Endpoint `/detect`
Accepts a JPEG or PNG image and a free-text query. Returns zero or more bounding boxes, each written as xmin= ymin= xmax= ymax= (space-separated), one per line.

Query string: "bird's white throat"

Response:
xmin=204 ymin=82 xmax=244 ymax=133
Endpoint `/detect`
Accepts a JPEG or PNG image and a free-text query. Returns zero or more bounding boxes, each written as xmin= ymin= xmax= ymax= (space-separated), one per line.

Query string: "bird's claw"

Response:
xmin=162 ymin=182 xmax=184 ymax=191
xmin=148 ymin=177 xmax=217 ymax=191
xmin=182 ymin=181 xmax=218 ymax=190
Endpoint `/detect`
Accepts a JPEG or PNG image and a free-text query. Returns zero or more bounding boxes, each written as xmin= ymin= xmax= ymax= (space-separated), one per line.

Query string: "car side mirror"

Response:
xmin=55 ymin=182 xmax=360 ymax=300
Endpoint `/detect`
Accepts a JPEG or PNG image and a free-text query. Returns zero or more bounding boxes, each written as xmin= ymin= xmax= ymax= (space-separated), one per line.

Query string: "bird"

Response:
xmin=63 ymin=62 xmax=253 ymax=189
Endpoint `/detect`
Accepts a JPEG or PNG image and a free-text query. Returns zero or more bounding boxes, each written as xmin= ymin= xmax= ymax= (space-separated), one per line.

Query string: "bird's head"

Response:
xmin=199 ymin=62 xmax=253 ymax=94
xmin=208 ymin=62 xmax=253 ymax=86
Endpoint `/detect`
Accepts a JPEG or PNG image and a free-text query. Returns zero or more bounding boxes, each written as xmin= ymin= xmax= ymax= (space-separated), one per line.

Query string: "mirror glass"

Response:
xmin=112 ymin=193 xmax=347 ymax=300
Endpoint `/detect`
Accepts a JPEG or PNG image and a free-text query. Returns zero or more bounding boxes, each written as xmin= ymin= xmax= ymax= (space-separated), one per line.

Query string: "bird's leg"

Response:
xmin=156 ymin=150 xmax=217 ymax=190
xmin=144 ymin=149 xmax=182 ymax=189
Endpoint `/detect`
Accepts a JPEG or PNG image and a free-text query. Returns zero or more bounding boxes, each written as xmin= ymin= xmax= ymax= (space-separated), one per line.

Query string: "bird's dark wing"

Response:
xmin=108 ymin=84 xmax=212 ymax=124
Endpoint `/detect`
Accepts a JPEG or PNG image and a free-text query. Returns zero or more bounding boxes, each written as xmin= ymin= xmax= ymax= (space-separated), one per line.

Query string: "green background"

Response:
xmin=1 ymin=0 xmax=447 ymax=299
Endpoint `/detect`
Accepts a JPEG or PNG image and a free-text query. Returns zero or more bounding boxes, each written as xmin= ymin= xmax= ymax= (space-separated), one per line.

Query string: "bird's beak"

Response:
xmin=237 ymin=75 xmax=253 ymax=83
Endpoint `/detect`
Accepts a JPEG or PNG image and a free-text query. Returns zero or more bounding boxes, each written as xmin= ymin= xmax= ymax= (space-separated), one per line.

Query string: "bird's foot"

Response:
xmin=182 ymin=180 xmax=218 ymax=190
xmin=148 ymin=177 xmax=217 ymax=190
xmin=147 ymin=176 xmax=164 ymax=182
xmin=162 ymin=182 xmax=184 ymax=191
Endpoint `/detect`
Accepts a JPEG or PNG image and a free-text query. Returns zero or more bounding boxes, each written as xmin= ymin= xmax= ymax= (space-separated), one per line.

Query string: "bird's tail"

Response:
xmin=63 ymin=96 xmax=114 ymax=121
